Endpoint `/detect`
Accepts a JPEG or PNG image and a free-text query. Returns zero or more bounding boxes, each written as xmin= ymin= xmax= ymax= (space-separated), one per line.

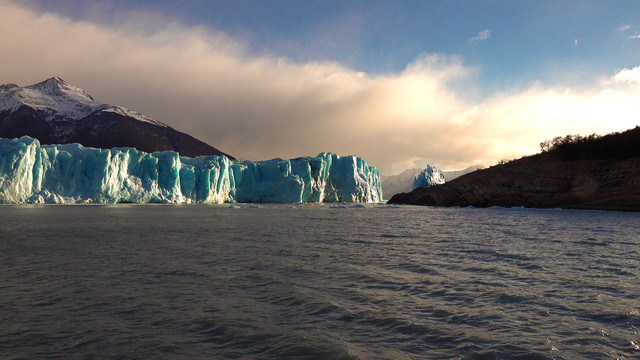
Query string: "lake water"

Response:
xmin=1 ymin=204 xmax=639 ymax=359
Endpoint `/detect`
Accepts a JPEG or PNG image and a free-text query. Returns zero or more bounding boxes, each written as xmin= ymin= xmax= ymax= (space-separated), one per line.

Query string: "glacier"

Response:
xmin=412 ymin=164 xmax=445 ymax=190
xmin=0 ymin=137 xmax=382 ymax=204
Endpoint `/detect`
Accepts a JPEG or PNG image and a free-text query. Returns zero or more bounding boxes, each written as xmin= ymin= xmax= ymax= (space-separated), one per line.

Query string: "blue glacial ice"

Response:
xmin=0 ymin=137 xmax=382 ymax=204
xmin=412 ymin=164 xmax=445 ymax=190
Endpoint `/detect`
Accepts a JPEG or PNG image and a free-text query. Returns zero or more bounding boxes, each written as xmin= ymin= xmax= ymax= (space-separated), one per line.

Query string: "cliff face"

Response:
xmin=389 ymin=128 xmax=640 ymax=211
xmin=0 ymin=137 xmax=382 ymax=204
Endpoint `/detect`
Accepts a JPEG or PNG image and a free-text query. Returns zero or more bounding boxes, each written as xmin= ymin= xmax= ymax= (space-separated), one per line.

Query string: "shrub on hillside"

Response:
xmin=539 ymin=126 xmax=640 ymax=160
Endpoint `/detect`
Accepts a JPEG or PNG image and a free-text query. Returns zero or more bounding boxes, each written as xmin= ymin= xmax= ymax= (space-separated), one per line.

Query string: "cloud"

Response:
xmin=617 ymin=23 xmax=640 ymax=39
xmin=0 ymin=1 xmax=639 ymax=176
xmin=469 ymin=29 xmax=492 ymax=44
xmin=612 ymin=66 xmax=640 ymax=87
xmin=574 ymin=39 xmax=579 ymax=46
xmin=618 ymin=24 xmax=631 ymax=32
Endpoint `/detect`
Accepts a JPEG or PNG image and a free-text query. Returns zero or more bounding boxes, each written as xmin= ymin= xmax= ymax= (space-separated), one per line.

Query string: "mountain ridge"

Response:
xmin=0 ymin=77 xmax=234 ymax=159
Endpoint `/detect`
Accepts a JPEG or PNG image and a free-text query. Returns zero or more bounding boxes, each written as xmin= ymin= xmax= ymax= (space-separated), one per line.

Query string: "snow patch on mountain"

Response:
xmin=100 ymin=106 xmax=167 ymax=127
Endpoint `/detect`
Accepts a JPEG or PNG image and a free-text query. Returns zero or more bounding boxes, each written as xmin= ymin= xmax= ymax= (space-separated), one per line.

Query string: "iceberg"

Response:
xmin=412 ymin=164 xmax=445 ymax=190
xmin=0 ymin=137 xmax=382 ymax=204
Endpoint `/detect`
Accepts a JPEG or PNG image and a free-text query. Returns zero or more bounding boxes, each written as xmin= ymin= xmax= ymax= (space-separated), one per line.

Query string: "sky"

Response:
xmin=2 ymin=0 xmax=640 ymax=175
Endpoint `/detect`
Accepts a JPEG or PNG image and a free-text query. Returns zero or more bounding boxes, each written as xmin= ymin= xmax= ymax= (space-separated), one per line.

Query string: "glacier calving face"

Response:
xmin=412 ymin=164 xmax=445 ymax=190
xmin=0 ymin=137 xmax=382 ymax=204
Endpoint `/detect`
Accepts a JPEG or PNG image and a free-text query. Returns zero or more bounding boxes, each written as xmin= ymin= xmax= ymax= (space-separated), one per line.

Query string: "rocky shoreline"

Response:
xmin=389 ymin=129 xmax=640 ymax=211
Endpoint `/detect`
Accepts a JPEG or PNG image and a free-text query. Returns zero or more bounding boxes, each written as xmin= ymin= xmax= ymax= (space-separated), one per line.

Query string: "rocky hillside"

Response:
xmin=389 ymin=127 xmax=640 ymax=211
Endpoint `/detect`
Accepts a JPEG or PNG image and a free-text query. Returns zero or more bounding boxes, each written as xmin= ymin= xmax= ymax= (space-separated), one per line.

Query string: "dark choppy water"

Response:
xmin=1 ymin=204 xmax=639 ymax=359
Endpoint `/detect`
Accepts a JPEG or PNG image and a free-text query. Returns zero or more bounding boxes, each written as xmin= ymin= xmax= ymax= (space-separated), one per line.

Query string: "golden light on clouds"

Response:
xmin=1 ymin=1 xmax=639 ymax=174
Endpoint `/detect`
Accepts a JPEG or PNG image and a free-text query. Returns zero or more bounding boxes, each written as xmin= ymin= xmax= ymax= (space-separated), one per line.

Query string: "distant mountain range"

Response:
xmin=389 ymin=127 xmax=640 ymax=211
xmin=382 ymin=165 xmax=484 ymax=198
xmin=0 ymin=77 xmax=233 ymax=159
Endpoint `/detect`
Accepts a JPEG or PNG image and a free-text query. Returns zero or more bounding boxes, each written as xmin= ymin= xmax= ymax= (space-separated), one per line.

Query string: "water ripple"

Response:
xmin=0 ymin=205 xmax=639 ymax=359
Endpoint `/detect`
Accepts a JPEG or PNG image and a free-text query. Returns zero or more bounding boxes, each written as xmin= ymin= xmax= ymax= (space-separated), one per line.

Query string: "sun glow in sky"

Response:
xmin=2 ymin=0 xmax=640 ymax=174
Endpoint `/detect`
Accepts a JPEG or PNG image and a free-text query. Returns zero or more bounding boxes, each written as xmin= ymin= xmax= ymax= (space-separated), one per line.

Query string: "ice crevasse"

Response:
xmin=0 ymin=137 xmax=382 ymax=204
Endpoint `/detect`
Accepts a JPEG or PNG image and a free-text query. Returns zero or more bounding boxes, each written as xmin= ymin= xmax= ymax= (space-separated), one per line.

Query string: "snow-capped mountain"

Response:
xmin=0 ymin=77 xmax=234 ymax=159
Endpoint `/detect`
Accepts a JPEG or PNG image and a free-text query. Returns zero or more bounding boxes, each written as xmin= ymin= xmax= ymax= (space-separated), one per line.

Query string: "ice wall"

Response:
xmin=0 ymin=137 xmax=382 ymax=204
xmin=412 ymin=164 xmax=445 ymax=190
